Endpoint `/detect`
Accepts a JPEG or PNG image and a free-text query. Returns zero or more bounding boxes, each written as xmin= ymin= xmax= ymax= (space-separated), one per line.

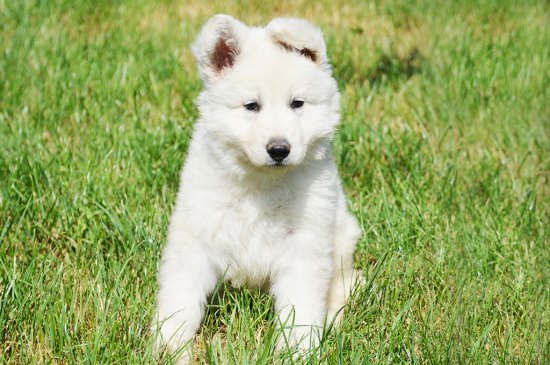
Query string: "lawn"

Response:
xmin=0 ymin=0 xmax=548 ymax=364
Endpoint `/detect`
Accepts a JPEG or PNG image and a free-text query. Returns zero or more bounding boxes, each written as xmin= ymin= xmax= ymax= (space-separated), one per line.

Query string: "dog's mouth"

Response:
xmin=235 ymin=144 xmax=303 ymax=172
xmin=267 ymin=160 xmax=288 ymax=168
xmin=236 ymin=150 xmax=289 ymax=171
xmin=256 ymin=160 xmax=292 ymax=173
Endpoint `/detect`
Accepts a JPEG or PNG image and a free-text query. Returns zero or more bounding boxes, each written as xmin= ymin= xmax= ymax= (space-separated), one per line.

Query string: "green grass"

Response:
xmin=1 ymin=0 xmax=548 ymax=363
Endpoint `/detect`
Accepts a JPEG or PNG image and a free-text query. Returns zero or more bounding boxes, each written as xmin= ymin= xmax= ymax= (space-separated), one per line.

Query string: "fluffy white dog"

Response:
xmin=155 ymin=14 xmax=361 ymax=363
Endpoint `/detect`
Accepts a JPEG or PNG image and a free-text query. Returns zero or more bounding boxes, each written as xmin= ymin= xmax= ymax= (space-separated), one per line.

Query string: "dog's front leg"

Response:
xmin=271 ymin=252 xmax=332 ymax=352
xmin=155 ymin=235 xmax=218 ymax=364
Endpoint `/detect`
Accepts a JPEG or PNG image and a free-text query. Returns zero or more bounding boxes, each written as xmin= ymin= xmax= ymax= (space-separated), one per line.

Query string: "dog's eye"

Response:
xmin=244 ymin=101 xmax=260 ymax=112
xmin=290 ymin=99 xmax=304 ymax=109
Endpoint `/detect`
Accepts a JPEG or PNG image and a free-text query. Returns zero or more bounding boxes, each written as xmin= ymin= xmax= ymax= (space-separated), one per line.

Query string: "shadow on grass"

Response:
xmin=367 ymin=47 xmax=422 ymax=86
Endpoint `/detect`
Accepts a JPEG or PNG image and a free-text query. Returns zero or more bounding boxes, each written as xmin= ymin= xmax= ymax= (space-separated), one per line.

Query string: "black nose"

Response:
xmin=266 ymin=138 xmax=291 ymax=162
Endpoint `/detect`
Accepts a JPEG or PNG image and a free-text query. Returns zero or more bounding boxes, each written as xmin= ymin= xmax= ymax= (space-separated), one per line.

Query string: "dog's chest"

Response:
xmin=208 ymin=188 xmax=297 ymax=287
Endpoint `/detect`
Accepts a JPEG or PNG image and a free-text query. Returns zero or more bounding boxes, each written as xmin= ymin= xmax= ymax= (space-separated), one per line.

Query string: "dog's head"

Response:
xmin=192 ymin=15 xmax=340 ymax=174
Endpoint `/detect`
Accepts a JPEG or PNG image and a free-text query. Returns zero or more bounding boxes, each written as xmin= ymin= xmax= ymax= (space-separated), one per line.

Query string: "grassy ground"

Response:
xmin=1 ymin=0 xmax=548 ymax=363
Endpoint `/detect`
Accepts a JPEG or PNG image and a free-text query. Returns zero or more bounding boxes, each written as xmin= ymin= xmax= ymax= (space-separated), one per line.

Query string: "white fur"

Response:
xmin=154 ymin=15 xmax=361 ymax=364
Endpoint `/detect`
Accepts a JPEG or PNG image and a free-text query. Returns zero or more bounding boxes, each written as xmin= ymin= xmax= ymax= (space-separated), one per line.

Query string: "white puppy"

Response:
xmin=155 ymin=14 xmax=361 ymax=363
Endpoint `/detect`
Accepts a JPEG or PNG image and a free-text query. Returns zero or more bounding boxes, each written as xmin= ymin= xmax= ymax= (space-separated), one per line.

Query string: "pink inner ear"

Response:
xmin=211 ymin=37 xmax=237 ymax=72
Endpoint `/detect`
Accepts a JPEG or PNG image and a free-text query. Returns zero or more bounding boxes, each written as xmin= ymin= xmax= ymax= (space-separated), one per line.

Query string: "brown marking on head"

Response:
xmin=277 ymin=41 xmax=318 ymax=63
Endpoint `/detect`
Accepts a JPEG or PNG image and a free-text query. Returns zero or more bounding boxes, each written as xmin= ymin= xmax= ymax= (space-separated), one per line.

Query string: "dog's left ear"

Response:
xmin=192 ymin=14 xmax=248 ymax=81
xmin=266 ymin=18 xmax=328 ymax=67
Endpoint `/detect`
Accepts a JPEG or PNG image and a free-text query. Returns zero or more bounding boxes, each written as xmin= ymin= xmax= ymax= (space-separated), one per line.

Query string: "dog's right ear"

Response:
xmin=192 ymin=14 xmax=247 ymax=82
xmin=266 ymin=18 xmax=328 ymax=67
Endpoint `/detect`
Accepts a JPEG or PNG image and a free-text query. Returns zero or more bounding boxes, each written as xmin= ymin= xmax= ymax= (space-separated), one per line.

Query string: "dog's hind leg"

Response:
xmin=327 ymin=190 xmax=362 ymax=325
